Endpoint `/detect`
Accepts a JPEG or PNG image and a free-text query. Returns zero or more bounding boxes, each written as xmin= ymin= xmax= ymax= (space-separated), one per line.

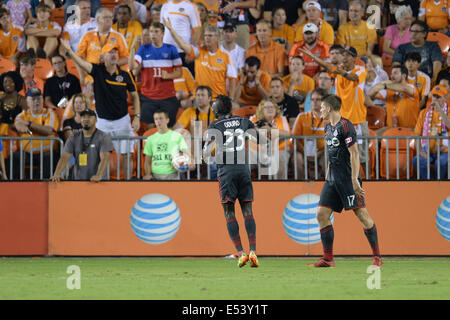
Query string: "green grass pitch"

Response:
xmin=0 ymin=257 xmax=449 ymax=300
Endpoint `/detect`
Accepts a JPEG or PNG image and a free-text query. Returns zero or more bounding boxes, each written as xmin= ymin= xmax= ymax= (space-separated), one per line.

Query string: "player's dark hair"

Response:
xmin=245 ymin=56 xmax=261 ymax=69
xmin=322 ymin=94 xmax=342 ymax=111
xmin=437 ymin=73 xmax=450 ymax=86
xmin=196 ymin=85 xmax=212 ymax=98
xmin=153 ymin=109 xmax=169 ymax=118
xmin=118 ymin=4 xmax=132 ymax=15
xmin=150 ymin=22 xmax=165 ymax=32
xmin=405 ymin=52 xmax=421 ymax=63
xmin=392 ymin=64 xmax=409 ymax=77
xmin=213 ymin=95 xmax=232 ymax=116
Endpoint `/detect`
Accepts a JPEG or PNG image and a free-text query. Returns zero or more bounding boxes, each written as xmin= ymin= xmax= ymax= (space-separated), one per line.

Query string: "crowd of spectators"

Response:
xmin=0 ymin=0 xmax=448 ymax=181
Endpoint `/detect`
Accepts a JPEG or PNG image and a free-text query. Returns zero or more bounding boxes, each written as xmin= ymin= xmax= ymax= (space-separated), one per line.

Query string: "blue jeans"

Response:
xmin=412 ymin=153 xmax=449 ymax=179
xmin=64 ymin=0 xmax=101 ymax=22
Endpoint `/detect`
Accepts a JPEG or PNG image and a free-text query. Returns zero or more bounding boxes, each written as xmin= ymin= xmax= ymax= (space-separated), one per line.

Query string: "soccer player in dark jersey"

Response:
xmin=308 ymin=94 xmax=382 ymax=268
xmin=203 ymin=95 xmax=266 ymax=268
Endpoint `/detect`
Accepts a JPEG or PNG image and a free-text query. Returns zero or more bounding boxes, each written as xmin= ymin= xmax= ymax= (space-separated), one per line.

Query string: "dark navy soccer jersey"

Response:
xmin=206 ymin=115 xmax=256 ymax=167
xmin=324 ymin=117 xmax=357 ymax=182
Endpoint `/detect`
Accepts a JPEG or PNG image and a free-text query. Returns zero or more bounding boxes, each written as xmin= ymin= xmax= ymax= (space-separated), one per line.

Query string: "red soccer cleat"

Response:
xmin=307 ymin=258 xmax=335 ymax=268
xmin=371 ymin=256 xmax=382 ymax=268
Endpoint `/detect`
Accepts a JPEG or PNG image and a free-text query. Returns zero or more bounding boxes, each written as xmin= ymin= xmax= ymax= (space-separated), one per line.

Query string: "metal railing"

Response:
xmin=1 ymin=135 xmax=448 ymax=181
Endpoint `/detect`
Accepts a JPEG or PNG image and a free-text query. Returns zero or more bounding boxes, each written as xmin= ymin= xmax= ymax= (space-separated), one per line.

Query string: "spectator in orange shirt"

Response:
xmin=368 ymin=65 xmax=420 ymax=130
xmin=25 ymin=3 xmax=61 ymax=59
xmin=271 ymin=7 xmax=295 ymax=53
xmin=418 ymin=0 xmax=450 ymax=33
xmin=292 ymin=88 xmax=327 ymax=179
xmin=282 ymin=55 xmax=315 ymax=109
xmin=234 ymin=56 xmax=271 ymax=107
xmin=0 ymin=8 xmax=26 ymax=65
xmin=289 ymin=22 xmax=330 ymax=78
xmin=250 ymin=98 xmax=291 ymax=179
xmin=336 ymin=0 xmax=377 ymax=58
xmin=112 ymin=4 xmax=143 ymax=52
xmin=164 ymin=19 xmax=237 ymax=99
xmin=295 ymin=1 xmax=334 ymax=46
xmin=18 ymin=53 xmax=44 ymax=97
xmin=413 ymin=85 xmax=449 ymax=179
xmin=13 ymin=88 xmax=60 ymax=179
xmin=245 ymin=19 xmax=287 ymax=78
xmin=405 ymin=52 xmax=431 ymax=109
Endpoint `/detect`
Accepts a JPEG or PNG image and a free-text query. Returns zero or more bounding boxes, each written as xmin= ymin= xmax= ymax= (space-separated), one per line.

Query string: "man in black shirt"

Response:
xmin=44 ymin=54 xmax=81 ymax=109
xmin=393 ymin=20 xmax=443 ymax=80
xmin=203 ymin=95 xmax=263 ymax=268
xmin=308 ymin=94 xmax=382 ymax=268
xmin=269 ymin=77 xmax=299 ymax=128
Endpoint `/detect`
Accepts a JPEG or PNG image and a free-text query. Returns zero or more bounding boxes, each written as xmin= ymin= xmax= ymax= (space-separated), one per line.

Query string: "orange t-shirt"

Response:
xmin=250 ymin=115 xmax=291 ymax=150
xmin=333 ymin=65 xmax=367 ymax=124
xmin=174 ymin=67 xmax=195 ymax=98
xmin=0 ymin=23 xmax=26 ymax=59
xmin=189 ymin=45 xmax=237 ymax=98
xmin=376 ymin=84 xmax=420 ymax=128
xmin=19 ymin=76 xmax=44 ymax=97
xmin=15 ymin=108 xmax=59 ymax=152
xmin=407 ymin=71 xmax=431 ymax=100
xmin=245 ymin=40 xmax=288 ymax=76
xmin=294 ymin=20 xmax=335 ymax=46
xmin=291 ymin=110 xmax=326 ymax=153
xmin=289 ymin=40 xmax=330 ymax=78
xmin=282 ymin=74 xmax=315 ymax=98
xmin=237 ymin=70 xmax=271 ymax=106
xmin=419 ymin=0 xmax=450 ymax=30
xmin=271 ymin=24 xmax=296 ymax=49
xmin=336 ymin=21 xmax=377 ymax=56
xmin=77 ymin=29 xmax=129 ymax=63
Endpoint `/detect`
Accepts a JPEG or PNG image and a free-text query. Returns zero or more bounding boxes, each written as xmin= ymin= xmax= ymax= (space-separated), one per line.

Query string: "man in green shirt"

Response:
xmin=143 ymin=109 xmax=191 ymax=180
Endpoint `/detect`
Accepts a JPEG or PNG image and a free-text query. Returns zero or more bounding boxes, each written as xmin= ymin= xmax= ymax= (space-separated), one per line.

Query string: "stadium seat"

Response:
xmin=427 ymin=32 xmax=450 ymax=57
xmin=366 ymin=105 xmax=386 ymax=130
xmin=66 ymin=59 xmax=80 ymax=79
xmin=378 ymin=36 xmax=384 ymax=56
xmin=232 ymin=105 xmax=257 ymax=119
xmin=34 ymin=58 xmax=54 ymax=80
xmin=50 ymin=7 xmax=64 ymax=28
xmin=360 ymin=128 xmax=378 ymax=179
xmin=0 ymin=58 xmax=16 ymax=74
xmin=101 ymin=0 xmax=118 ymax=12
xmin=380 ymin=127 xmax=415 ymax=179
xmin=109 ymin=138 xmax=138 ymax=180
xmin=382 ymin=55 xmax=392 ymax=76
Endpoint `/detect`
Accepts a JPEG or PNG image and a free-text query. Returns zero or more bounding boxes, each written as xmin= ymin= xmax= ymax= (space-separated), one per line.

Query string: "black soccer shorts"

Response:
xmin=217 ymin=165 xmax=254 ymax=204
xmin=318 ymin=178 xmax=366 ymax=213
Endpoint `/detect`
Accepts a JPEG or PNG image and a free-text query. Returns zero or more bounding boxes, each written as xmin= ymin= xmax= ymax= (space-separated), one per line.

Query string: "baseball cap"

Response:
xmin=303 ymin=22 xmax=319 ymax=34
xmin=80 ymin=109 xmax=97 ymax=117
xmin=306 ymin=1 xmax=321 ymax=11
xmin=223 ymin=22 xmax=237 ymax=32
xmin=101 ymin=43 xmax=119 ymax=55
xmin=344 ymin=46 xmax=358 ymax=57
xmin=26 ymin=87 xmax=42 ymax=97
xmin=430 ymin=85 xmax=448 ymax=97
